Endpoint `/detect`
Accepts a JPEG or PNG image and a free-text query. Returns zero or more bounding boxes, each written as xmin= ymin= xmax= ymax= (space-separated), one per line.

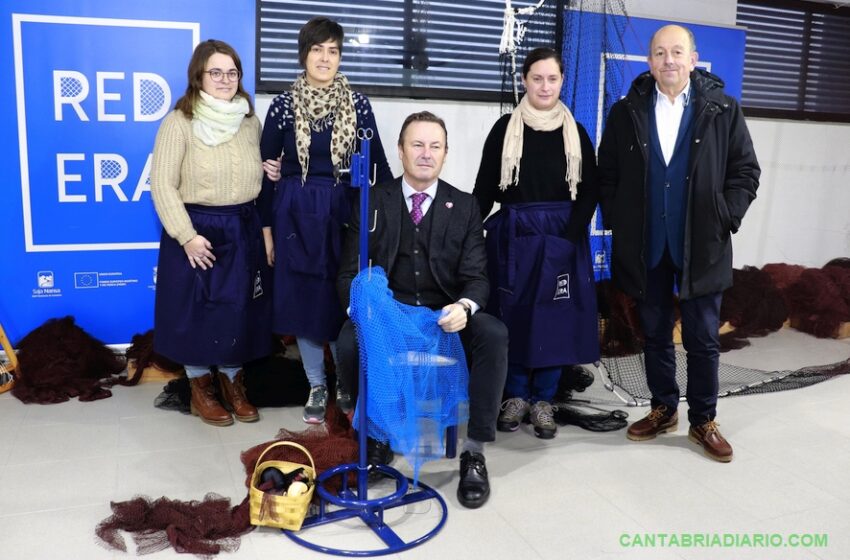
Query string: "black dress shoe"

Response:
xmin=457 ymin=451 xmax=490 ymax=509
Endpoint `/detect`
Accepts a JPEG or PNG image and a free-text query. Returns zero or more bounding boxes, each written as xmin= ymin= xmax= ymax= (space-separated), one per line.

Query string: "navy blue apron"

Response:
xmin=484 ymin=201 xmax=599 ymax=368
xmin=270 ymin=175 xmax=352 ymax=341
xmin=154 ymin=202 xmax=272 ymax=365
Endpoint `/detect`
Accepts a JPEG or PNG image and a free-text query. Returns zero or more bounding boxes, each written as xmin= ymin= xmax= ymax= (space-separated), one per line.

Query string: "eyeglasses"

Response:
xmin=204 ymin=69 xmax=241 ymax=82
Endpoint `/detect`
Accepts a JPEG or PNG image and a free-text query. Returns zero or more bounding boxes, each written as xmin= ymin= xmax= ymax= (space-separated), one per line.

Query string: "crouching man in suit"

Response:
xmin=336 ymin=111 xmax=508 ymax=508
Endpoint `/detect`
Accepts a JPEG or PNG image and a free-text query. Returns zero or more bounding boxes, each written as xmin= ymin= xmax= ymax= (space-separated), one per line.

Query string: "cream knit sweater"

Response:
xmin=150 ymin=110 xmax=263 ymax=245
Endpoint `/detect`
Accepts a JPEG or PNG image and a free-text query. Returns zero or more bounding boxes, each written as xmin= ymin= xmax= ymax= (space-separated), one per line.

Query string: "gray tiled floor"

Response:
xmin=0 ymin=330 xmax=848 ymax=559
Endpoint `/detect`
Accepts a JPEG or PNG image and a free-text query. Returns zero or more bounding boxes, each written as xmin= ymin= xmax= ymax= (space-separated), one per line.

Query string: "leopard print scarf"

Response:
xmin=290 ymin=72 xmax=356 ymax=183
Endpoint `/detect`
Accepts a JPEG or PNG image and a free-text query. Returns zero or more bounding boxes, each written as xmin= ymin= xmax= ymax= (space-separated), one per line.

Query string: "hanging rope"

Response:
xmin=499 ymin=0 xmax=547 ymax=103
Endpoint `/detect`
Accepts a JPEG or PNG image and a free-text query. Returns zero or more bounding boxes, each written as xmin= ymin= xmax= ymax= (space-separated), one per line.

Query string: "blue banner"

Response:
xmin=561 ymin=13 xmax=746 ymax=282
xmin=1 ymin=1 xmax=255 ymax=344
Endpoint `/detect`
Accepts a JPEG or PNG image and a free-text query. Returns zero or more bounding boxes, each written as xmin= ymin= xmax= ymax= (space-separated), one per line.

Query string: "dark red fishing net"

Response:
xmin=787 ymin=267 xmax=850 ymax=338
xmin=240 ymin=405 xmax=357 ymax=493
xmin=823 ymin=264 xmax=850 ymax=311
xmin=121 ymin=330 xmax=184 ymax=386
xmin=96 ymin=406 xmax=358 ymax=556
xmin=597 ymin=281 xmax=644 ymax=357
xmin=762 ymin=263 xmax=806 ymax=310
xmin=12 ymin=316 xmax=125 ymax=403
xmin=95 ymin=493 xmax=250 ymax=557
xmin=719 ymin=266 xmax=788 ymax=351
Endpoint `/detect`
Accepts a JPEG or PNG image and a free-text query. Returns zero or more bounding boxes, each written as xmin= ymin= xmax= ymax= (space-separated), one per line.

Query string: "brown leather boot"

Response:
xmin=189 ymin=374 xmax=233 ymax=426
xmin=217 ymin=370 xmax=259 ymax=422
xmin=627 ymin=405 xmax=678 ymax=441
xmin=688 ymin=420 xmax=733 ymax=462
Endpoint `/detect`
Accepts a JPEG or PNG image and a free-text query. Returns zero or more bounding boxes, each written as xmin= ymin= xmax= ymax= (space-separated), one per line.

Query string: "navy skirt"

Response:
xmin=154 ymin=203 xmax=273 ymax=365
xmin=270 ymin=175 xmax=352 ymax=341
xmin=484 ymin=201 xmax=599 ymax=368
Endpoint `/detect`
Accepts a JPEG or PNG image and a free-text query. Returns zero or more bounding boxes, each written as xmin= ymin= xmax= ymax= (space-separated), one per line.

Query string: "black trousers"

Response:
xmin=638 ymin=250 xmax=722 ymax=426
xmin=337 ymin=311 xmax=508 ymax=442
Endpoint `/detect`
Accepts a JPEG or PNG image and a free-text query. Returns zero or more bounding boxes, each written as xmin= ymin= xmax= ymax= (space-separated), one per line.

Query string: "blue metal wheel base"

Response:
xmin=282 ymin=462 xmax=448 ymax=556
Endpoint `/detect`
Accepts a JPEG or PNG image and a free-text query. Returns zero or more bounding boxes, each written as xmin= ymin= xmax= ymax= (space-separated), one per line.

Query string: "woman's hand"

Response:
xmin=183 ymin=235 xmax=216 ymax=270
xmin=262 ymin=227 xmax=274 ymax=267
xmin=263 ymin=157 xmax=282 ymax=182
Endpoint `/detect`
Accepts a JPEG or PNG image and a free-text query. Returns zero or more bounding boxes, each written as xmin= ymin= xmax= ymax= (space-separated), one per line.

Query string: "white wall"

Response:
xmin=258 ymin=0 xmax=850 ymax=269
xmin=736 ymin=118 xmax=850 ymax=268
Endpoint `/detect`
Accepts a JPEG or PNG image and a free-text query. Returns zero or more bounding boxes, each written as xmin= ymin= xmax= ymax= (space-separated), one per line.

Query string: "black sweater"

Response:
xmin=473 ymin=112 xmax=600 ymax=241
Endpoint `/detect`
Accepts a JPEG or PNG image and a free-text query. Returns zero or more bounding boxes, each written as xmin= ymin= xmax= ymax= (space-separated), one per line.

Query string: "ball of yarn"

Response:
xmin=286 ymin=481 xmax=309 ymax=497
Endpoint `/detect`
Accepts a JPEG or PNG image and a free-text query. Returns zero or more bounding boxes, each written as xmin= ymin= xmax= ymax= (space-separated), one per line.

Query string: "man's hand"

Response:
xmin=437 ymin=303 xmax=468 ymax=333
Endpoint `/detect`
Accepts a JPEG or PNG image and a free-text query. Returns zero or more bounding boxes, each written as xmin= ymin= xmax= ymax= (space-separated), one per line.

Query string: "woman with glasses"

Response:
xmin=259 ymin=16 xmax=392 ymax=424
xmin=151 ymin=39 xmax=280 ymax=426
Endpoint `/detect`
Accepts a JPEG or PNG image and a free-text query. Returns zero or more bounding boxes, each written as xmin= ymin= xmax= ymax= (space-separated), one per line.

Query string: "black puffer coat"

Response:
xmin=598 ymin=69 xmax=760 ymax=300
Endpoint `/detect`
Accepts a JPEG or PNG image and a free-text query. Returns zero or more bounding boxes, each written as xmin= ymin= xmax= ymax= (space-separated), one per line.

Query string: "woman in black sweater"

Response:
xmin=473 ymin=47 xmax=600 ymax=439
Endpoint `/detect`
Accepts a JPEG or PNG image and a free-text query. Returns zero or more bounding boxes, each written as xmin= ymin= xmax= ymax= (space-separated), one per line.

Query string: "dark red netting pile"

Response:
xmin=718 ymin=265 xmax=788 ymax=350
xmin=761 ymin=263 xmax=806 ymax=310
xmin=95 ymin=493 xmax=250 ymax=557
xmin=597 ymin=281 xmax=644 ymax=357
xmin=597 ymin=260 xmax=850 ymax=355
xmin=96 ymin=406 xmax=358 ymax=557
xmin=786 ymin=266 xmax=850 ymax=338
xmin=12 ymin=316 xmax=125 ymax=403
xmin=122 ymin=330 xmax=184 ymax=386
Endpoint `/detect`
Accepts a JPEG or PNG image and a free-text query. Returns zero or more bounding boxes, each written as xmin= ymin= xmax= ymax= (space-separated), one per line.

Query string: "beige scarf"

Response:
xmin=192 ymin=91 xmax=249 ymax=147
xmin=290 ymin=72 xmax=356 ymax=183
xmin=499 ymin=95 xmax=582 ymax=200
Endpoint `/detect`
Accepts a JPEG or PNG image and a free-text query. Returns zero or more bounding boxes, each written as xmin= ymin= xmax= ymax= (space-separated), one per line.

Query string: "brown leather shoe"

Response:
xmin=627 ymin=405 xmax=678 ymax=441
xmin=688 ymin=420 xmax=733 ymax=462
xmin=189 ymin=374 xmax=233 ymax=426
xmin=217 ymin=370 xmax=259 ymax=422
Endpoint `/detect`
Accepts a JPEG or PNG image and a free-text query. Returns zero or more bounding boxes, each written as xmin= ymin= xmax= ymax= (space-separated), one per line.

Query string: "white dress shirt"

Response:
xmin=401 ymin=178 xmax=438 ymax=215
xmin=654 ymin=80 xmax=691 ymax=165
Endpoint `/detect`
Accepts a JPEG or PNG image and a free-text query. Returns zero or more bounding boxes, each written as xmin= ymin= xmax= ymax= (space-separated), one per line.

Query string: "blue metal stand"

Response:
xmin=283 ymin=129 xmax=449 ymax=556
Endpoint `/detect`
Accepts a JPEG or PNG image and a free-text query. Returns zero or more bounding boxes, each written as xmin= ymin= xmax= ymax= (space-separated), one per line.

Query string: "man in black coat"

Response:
xmin=337 ymin=111 xmax=508 ymax=508
xmin=598 ymin=24 xmax=760 ymax=462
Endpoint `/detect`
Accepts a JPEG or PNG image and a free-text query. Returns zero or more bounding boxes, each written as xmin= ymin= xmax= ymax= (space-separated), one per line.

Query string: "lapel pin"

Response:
xmin=445 ymin=202 xmax=453 ymax=209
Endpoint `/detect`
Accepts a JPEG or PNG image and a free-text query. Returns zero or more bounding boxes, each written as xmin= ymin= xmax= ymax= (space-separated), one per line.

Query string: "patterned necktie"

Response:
xmin=410 ymin=192 xmax=428 ymax=225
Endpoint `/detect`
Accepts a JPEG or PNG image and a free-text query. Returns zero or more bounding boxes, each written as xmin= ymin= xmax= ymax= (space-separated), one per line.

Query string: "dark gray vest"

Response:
xmin=389 ymin=201 xmax=448 ymax=309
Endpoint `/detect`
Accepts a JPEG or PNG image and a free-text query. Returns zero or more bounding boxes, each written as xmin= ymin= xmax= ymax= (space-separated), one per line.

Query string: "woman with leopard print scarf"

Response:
xmin=259 ymin=17 xmax=393 ymax=425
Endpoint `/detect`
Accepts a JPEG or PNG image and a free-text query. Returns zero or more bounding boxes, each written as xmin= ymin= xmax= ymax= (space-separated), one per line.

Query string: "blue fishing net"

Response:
xmin=349 ymin=267 xmax=469 ymax=485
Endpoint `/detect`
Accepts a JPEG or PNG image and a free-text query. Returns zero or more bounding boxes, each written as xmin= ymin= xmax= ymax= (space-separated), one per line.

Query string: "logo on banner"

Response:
xmin=13 ymin=14 xmax=199 ymax=252
xmin=148 ymin=266 xmax=158 ymax=291
xmin=32 ymin=270 xmax=62 ymax=298
xmin=37 ymin=270 xmax=54 ymax=288
xmin=594 ymin=250 xmax=608 ymax=272
xmin=72 ymin=270 xmax=141 ymax=289
xmin=75 ymin=272 xmax=100 ymax=289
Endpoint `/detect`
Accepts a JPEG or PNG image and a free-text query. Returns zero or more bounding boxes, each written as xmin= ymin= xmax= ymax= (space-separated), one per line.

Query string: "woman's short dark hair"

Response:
xmin=522 ymin=47 xmax=564 ymax=78
xmin=298 ymin=17 xmax=345 ymax=66
xmin=397 ymin=111 xmax=448 ymax=149
xmin=174 ymin=39 xmax=254 ymax=118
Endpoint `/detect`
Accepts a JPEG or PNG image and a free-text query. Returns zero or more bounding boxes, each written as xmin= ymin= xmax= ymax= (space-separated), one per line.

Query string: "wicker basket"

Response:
xmin=248 ymin=441 xmax=316 ymax=531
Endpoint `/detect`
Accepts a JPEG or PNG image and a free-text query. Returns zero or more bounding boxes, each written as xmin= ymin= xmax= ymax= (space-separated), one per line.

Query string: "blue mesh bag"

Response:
xmin=350 ymin=267 xmax=469 ymax=484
